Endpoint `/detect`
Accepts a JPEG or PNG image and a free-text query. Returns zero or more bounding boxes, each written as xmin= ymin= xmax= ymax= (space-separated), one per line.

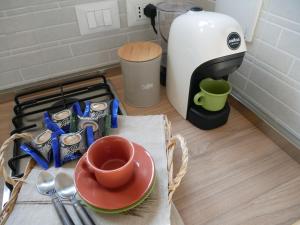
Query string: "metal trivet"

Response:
xmin=7 ymin=71 xmax=123 ymax=182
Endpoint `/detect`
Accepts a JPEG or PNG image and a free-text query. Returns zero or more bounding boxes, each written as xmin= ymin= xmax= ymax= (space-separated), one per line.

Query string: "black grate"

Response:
xmin=7 ymin=71 xmax=121 ymax=183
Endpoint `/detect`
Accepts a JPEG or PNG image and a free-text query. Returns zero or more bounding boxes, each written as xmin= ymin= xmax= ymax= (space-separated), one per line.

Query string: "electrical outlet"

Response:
xmin=126 ymin=0 xmax=161 ymax=27
xmin=136 ymin=3 xmax=145 ymax=20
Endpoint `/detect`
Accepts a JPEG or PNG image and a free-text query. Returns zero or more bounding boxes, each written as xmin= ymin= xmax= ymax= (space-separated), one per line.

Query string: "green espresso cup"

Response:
xmin=193 ymin=78 xmax=232 ymax=111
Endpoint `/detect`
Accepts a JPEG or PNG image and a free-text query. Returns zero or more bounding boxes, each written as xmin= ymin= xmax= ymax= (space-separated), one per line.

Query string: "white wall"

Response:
xmin=190 ymin=0 xmax=300 ymax=142
xmin=0 ymin=0 xmax=158 ymax=91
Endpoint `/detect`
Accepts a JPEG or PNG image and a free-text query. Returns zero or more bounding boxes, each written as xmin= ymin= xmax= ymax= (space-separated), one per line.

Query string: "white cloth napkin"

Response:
xmin=6 ymin=115 xmax=183 ymax=225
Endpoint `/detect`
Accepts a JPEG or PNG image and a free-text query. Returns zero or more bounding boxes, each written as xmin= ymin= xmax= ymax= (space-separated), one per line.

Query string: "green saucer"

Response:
xmin=80 ymin=177 xmax=156 ymax=214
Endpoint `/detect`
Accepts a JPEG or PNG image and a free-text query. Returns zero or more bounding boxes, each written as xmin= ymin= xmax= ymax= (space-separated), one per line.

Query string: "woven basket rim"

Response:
xmin=0 ymin=115 xmax=188 ymax=225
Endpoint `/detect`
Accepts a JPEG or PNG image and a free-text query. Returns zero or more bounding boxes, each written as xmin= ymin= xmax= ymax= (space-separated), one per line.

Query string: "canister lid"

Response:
xmin=118 ymin=41 xmax=162 ymax=62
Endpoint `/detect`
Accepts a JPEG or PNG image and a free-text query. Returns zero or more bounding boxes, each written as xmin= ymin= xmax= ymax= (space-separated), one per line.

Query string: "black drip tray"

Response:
xmin=187 ymin=102 xmax=230 ymax=130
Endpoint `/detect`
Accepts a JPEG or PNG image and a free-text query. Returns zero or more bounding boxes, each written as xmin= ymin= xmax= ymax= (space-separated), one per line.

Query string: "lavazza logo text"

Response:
xmin=228 ymin=37 xmax=240 ymax=44
xmin=227 ymin=32 xmax=241 ymax=50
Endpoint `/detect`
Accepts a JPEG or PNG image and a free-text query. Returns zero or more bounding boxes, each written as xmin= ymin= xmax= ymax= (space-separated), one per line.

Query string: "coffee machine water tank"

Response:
xmin=166 ymin=9 xmax=246 ymax=120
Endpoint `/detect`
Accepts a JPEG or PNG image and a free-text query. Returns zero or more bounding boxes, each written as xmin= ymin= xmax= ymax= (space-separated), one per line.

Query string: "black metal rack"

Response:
xmin=7 ymin=71 xmax=120 ymax=186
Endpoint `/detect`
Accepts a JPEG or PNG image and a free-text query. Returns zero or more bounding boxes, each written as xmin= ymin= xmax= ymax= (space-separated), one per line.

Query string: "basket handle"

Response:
xmin=0 ymin=133 xmax=33 ymax=186
xmin=0 ymin=133 xmax=35 ymax=225
xmin=167 ymin=134 xmax=188 ymax=202
xmin=0 ymin=159 xmax=35 ymax=225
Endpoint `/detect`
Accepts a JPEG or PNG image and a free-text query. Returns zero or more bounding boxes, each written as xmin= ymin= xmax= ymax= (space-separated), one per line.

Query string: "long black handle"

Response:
xmin=51 ymin=196 xmax=75 ymax=225
xmin=71 ymin=198 xmax=96 ymax=225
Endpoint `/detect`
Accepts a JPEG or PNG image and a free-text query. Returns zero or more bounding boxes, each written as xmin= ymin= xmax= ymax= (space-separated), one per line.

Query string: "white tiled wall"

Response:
xmin=0 ymin=0 xmax=157 ymax=90
xmin=190 ymin=0 xmax=300 ymax=141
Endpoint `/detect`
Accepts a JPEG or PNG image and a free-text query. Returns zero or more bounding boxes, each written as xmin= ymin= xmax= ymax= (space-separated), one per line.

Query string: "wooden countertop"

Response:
xmin=108 ymin=75 xmax=300 ymax=225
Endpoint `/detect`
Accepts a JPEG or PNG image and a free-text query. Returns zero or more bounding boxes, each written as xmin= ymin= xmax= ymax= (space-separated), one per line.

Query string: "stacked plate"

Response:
xmin=74 ymin=143 xmax=155 ymax=214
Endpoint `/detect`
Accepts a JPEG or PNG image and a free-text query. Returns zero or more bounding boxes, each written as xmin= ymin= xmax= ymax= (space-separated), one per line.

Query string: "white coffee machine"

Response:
xmin=167 ymin=8 xmax=246 ymax=129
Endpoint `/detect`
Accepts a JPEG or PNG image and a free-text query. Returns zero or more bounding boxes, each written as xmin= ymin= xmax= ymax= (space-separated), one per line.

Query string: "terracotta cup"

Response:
xmin=86 ymin=135 xmax=135 ymax=189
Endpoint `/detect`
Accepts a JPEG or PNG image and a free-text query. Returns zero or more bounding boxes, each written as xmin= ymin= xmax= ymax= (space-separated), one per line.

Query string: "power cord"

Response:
xmin=144 ymin=4 xmax=157 ymax=34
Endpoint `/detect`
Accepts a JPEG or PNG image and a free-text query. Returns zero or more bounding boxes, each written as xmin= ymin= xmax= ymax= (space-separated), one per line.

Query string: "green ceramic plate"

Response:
xmin=79 ymin=176 xmax=156 ymax=214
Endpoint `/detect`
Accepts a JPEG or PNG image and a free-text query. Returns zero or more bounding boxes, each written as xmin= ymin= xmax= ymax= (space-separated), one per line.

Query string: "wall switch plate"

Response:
xmin=75 ymin=0 xmax=120 ymax=35
xmin=126 ymin=0 xmax=161 ymax=27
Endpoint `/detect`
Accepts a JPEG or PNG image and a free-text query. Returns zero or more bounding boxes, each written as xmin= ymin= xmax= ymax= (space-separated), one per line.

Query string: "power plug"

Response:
xmin=144 ymin=4 xmax=157 ymax=34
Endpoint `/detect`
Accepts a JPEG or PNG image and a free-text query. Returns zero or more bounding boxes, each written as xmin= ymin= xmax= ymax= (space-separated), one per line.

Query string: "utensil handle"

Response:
xmin=72 ymin=198 xmax=96 ymax=225
xmin=51 ymin=196 xmax=75 ymax=225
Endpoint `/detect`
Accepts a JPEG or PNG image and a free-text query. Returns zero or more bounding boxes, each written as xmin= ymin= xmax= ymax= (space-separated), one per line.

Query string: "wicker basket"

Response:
xmin=0 ymin=116 xmax=188 ymax=225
